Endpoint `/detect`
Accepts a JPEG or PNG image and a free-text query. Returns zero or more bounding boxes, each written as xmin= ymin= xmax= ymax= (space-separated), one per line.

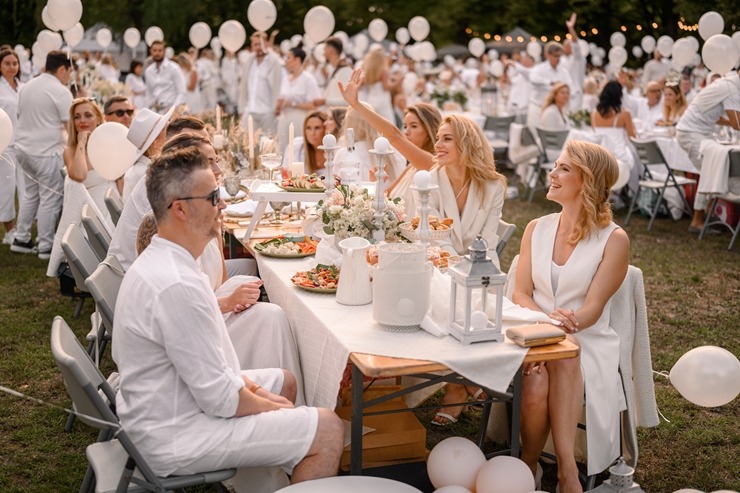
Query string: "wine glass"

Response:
xmin=269 ymin=201 xmax=291 ymax=225
xmin=261 ymin=153 xmax=283 ymax=184
xmin=223 ymin=176 xmax=242 ymax=203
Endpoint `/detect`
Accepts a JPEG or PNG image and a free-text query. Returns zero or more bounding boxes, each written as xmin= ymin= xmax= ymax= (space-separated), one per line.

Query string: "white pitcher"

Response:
xmin=336 ymin=237 xmax=372 ymax=306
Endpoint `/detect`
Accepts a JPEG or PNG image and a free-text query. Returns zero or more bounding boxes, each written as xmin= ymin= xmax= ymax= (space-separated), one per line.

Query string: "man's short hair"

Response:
xmin=545 ymin=41 xmax=564 ymax=55
xmin=325 ymin=37 xmax=343 ymax=55
xmin=45 ymin=51 xmax=72 ymax=73
xmin=150 ymin=40 xmax=166 ymax=49
xmin=166 ymin=115 xmax=206 ymax=139
xmin=162 ymin=132 xmax=210 ymax=154
xmin=146 ymin=148 xmax=210 ymax=221
xmin=103 ymin=95 xmax=130 ymax=114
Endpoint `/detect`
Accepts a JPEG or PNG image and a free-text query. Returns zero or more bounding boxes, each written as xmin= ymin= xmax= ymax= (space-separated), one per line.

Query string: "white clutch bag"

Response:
xmin=506 ymin=323 xmax=566 ymax=348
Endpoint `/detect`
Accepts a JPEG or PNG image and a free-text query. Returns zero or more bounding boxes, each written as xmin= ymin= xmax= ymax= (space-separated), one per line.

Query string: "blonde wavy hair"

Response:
xmin=341 ymin=102 xmax=379 ymax=145
xmin=564 ymin=140 xmax=618 ymax=244
xmin=436 ymin=114 xmax=506 ymax=201
xmin=541 ymin=82 xmax=570 ymax=113
xmin=67 ymin=97 xmax=104 ymax=148
xmin=361 ymin=46 xmax=387 ymax=86
xmin=662 ymin=83 xmax=688 ymax=123
xmin=405 ymin=102 xmax=441 ymax=154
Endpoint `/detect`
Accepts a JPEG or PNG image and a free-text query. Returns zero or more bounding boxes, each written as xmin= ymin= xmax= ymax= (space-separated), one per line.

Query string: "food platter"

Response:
xmin=291 ymin=264 xmax=339 ymax=293
xmin=278 ymin=186 xmax=326 ymax=193
xmin=399 ymin=223 xmax=452 ymax=241
xmin=292 ymin=284 xmax=337 ymax=293
xmin=254 ymin=236 xmax=317 ymax=258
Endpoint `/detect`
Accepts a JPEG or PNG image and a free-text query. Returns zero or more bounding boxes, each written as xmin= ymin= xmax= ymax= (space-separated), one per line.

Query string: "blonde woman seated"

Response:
xmin=657 ymin=82 xmax=687 ymax=126
xmin=514 ymin=141 xmax=629 ymax=492
xmin=338 ymin=68 xmax=441 ymax=211
xmin=540 ymin=82 xmax=571 ymax=131
xmin=427 ymin=114 xmax=508 ymax=426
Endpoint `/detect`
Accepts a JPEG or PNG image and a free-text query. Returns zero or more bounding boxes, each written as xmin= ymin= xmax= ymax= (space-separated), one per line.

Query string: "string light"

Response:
xmin=505 ymin=35 xmax=512 ymax=42
xmin=540 ymin=35 xmax=548 ymax=42
xmin=494 ymin=34 xmax=501 ymax=41
xmin=553 ymin=35 xmax=561 ymax=41
xmin=636 ymin=25 xmax=642 ymax=31
xmin=516 ymin=36 xmax=523 ymax=42
xmin=651 ymin=22 xmax=658 ymax=28
xmin=620 ymin=25 xmax=627 ymax=31
xmin=580 ymin=30 xmax=587 ymax=37
xmin=484 ymin=33 xmax=491 ymax=40
xmin=591 ymin=28 xmax=598 ymax=34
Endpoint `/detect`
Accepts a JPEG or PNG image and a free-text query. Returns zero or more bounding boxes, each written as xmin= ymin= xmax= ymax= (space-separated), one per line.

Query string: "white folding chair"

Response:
xmin=84 ymin=255 xmax=125 ymax=361
xmin=528 ymin=128 xmax=569 ymax=202
xmin=700 ymin=149 xmax=740 ymax=250
xmin=626 ymin=139 xmax=696 ymax=231
xmin=104 ymin=189 xmax=123 ymax=227
xmin=81 ymin=204 xmax=112 ymax=262
xmin=495 ymin=220 xmax=516 ymax=258
xmin=51 ymin=316 xmax=236 ymax=493
xmin=484 ymin=115 xmax=516 ymax=167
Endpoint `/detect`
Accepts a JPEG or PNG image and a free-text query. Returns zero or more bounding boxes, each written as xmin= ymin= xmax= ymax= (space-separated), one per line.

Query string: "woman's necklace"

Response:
xmin=454 ymin=179 xmax=471 ymax=200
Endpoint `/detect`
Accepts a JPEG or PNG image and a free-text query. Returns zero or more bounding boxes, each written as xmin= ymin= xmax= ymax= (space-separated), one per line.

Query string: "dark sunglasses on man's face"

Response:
xmin=106 ymin=109 xmax=134 ymax=117
xmin=167 ymin=187 xmax=221 ymax=209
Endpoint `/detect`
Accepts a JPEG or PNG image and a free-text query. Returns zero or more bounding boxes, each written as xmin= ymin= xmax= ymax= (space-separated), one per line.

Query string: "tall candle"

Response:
xmin=212 ymin=134 xmax=224 ymax=150
xmin=288 ymin=123 xmax=295 ymax=165
xmin=247 ymin=116 xmax=254 ymax=161
xmin=215 ymin=105 xmax=221 ymax=132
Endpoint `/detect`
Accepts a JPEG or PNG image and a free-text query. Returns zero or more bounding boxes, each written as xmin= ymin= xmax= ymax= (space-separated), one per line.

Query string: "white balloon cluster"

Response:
xmin=428 ymin=437 xmax=535 ymax=493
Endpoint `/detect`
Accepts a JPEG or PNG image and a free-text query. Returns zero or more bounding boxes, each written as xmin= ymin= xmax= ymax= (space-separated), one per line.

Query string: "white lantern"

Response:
xmin=588 ymin=457 xmax=646 ymax=492
xmin=447 ymin=236 xmax=507 ymax=344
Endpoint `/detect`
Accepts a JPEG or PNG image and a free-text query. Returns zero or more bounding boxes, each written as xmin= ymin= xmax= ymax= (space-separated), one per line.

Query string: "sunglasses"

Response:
xmin=106 ymin=109 xmax=135 ymax=117
xmin=167 ymin=187 xmax=220 ymax=209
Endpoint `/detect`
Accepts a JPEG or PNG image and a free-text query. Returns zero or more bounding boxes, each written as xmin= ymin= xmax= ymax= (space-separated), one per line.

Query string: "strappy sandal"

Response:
xmin=431 ymin=411 xmax=460 ymax=427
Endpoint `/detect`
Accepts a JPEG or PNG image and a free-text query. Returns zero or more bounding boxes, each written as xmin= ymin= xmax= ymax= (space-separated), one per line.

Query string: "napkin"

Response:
xmin=311 ymin=236 xmax=343 ymax=268
xmin=225 ymin=199 xmax=259 ymax=218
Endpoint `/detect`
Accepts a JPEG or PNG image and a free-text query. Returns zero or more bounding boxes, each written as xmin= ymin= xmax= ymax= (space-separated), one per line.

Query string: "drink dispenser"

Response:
xmin=372 ymin=243 xmax=432 ymax=331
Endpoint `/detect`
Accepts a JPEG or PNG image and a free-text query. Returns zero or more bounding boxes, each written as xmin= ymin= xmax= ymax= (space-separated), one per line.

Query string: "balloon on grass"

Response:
xmin=87 ymin=123 xmax=138 ymax=181
xmin=304 ymin=6 xmax=334 ymax=43
xmin=427 ymin=437 xmax=486 ymax=491
xmin=247 ymin=0 xmax=277 ymax=32
xmin=476 ymin=456 xmax=534 ymax=493
xmin=433 ymin=487 xmax=472 ymax=493
xmin=189 ymin=22 xmax=211 ymax=49
xmin=670 ymin=345 xmax=740 ymax=407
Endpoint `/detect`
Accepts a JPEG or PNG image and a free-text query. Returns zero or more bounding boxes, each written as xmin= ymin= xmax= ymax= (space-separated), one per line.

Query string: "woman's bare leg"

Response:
xmin=520 ymin=364 xmax=551 ymax=476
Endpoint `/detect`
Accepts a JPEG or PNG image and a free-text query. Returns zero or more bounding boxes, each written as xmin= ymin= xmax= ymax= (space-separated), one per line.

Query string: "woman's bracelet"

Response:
xmin=249 ymin=383 xmax=261 ymax=394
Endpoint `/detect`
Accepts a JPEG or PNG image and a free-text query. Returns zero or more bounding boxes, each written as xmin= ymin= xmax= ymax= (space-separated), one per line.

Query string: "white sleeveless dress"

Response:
xmin=530 ymin=213 xmax=626 ymax=475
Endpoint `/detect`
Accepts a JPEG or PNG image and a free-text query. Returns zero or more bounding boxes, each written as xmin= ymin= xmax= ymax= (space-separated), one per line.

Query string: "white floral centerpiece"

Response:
xmin=316 ymin=184 xmax=406 ymax=242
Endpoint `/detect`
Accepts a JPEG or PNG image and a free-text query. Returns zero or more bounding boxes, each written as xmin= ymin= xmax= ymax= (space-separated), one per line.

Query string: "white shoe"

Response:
xmin=2 ymin=228 xmax=14 ymax=245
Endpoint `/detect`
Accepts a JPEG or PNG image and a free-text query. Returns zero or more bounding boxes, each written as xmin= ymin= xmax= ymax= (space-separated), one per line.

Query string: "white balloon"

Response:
xmin=32 ymin=55 xmax=46 ymax=69
xmin=353 ymin=33 xmax=369 ymax=57
xmin=596 ymin=47 xmax=606 ymax=58
xmin=608 ymin=46 xmax=628 ymax=69
xmin=671 ymin=38 xmax=695 ymax=68
xmin=237 ymin=50 xmax=250 ymax=64
xmin=334 ymin=31 xmax=350 ymax=47
xmin=526 ymin=41 xmax=542 ymax=59
xmin=671 ymin=490 xmax=705 ymax=493
xmin=468 ymin=38 xmax=485 ymax=58
xmin=670 ymin=345 xmax=740 ymax=407
xmin=443 ymin=54 xmax=455 ymax=67
xmin=732 ymin=32 xmax=740 ymax=54
xmin=42 ymin=6 xmax=60 ymax=32
xmin=13 ymin=44 xmax=25 ymax=55
xmin=610 ymin=32 xmax=626 ymax=48
xmin=279 ymin=39 xmax=291 ymax=54
xmin=31 ymin=41 xmax=45 ymax=58
xmin=189 ymin=22 xmax=212 ymax=49
xmin=290 ymin=34 xmax=303 ymax=48
xmin=396 ymin=27 xmax=410 ymax=45
xmin=50 ymin=32 xmax=63 ymax=51
xmin=434 ymin=486 xmax=472 ymax=493
xmin=36 ymin=30 xmax=58 ymax=53
xmin=123 ymin=28 xmax=141 ymax=49
xmin=313 ymin=43 xmax=326 ymax=64
xmin=145 ymin=26 xmax=164 ymax=46
xmin=641 ymin=35 xmax=656 ymax=54
xmin=702 ymin=34 xmax=740 ymax=75
xmin=304 ymin=6 xmax=334 ymax=44
xmin=408 ymin=16 xmax=430 ymax=42
xmin=247 ymin=0 xmax=277 ymax=32
xmin=632 ymin=46 xmax=643 ymax=58
xmin=47 ymin=0 xmax=83 ymax=32
xmin=302 ymin=33 xmax=315 ymax=51
xmin=591 ymin=55 xmax=603 ymax=67
xmin=87 ymin=123 xmax=138 ymax=181
xmin=427 ymin=437 xmax=486 ymax=491
xmin=691 ymin=53 xmax=702 ymax=66
xmin=165 ymin=46 xmax=175 ymax=59
xmin=218 ymin=20 xmax=246 ymax=54
xmin=685 ymin=36 xmax=700 ymax=54
xmin=0 ymin=108 xmax=13 ymax=155
xmin=656 ymin=35 xmax=674 ymax=57
xmin=63 ymin=23 xmax=84 ymax=47
xmin=210 ymin=37 xmax=221 ymax=52
xmin=419 ymin=41 xmax=436 ymax=62
xmin=577 ymin=39 xmax=589 ymax=57
xmin=698 ymin=11 xmax=724 ymax=41
xmin=368 ymin=18 xmax=388 ymax=42
xmin=489 ymin=59 xmax=504 ymax=77
xmin=488 ymin=49 xmax=499 ymax=60
xmin=476 ymin=456 xmax=534 ymax=493
xmin=96 ymin=28 xmax=112 ymax=49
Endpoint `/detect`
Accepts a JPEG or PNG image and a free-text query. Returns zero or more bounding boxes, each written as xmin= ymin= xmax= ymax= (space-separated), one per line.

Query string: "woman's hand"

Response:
xmin=77 ymin=131 xmax=90 ymax=149
xmin=523 ymin=361 xmax=546 ymax=376
xmin=338 ymin=69 xmax=364 ymax=107
xmin=549 ymin=307 xmax=579 ymax=333
xmin=221 ymin=280 xmax=263 ymax=314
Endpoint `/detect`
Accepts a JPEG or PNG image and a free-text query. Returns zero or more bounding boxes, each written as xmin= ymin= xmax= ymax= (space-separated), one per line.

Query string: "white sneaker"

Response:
xmin=2 ymin=228 xmax=14 ymax=245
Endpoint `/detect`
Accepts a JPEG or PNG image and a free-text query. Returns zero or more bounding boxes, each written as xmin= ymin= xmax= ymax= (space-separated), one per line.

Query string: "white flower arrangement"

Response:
xmin=316 ymin=184 xmax=406 ymax=242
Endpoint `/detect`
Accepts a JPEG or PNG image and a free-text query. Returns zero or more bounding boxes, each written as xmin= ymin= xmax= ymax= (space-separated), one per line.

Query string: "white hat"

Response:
xmin=126 ymin=106 xmax=175 ymax=162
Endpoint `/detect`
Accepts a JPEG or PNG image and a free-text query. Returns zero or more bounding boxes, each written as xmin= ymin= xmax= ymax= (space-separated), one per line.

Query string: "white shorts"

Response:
xmin=173 ymin=368 xmax=319 ymax=476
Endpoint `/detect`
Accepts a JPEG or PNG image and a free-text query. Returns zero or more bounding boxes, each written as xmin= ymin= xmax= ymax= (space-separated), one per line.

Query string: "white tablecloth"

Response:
xmin=256 ymin=255 xmax=529 ymax=409
xmin=654 ymin=136 xmax=699 ymax=174
xmin=697 ymin=140 xmax=740 ymax=195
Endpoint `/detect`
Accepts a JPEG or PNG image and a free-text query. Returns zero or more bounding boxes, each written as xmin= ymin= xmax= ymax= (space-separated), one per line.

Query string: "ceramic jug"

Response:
xmin=336 ymin=237 xmax=372 ymax=305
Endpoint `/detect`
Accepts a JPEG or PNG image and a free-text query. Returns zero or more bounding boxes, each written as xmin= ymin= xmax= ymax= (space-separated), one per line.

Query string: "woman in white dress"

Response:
xmin=275 ymin=47 xmax=321 ymax=151
xmin=591 ymin=80 xmax=636 ymax=174
xmin=176 ymin=53 xmax=203 ymax=114
xmin=124 ymin=61 xmax=147 ymax=110
xmin=540 ymin=82 xmax=571 ymax=131
xmin=0 ymin=48 xmax=23 ymax=245
xmin=514 ymin=140 xmax=629 ymax=492
xmin=47 ymin=98 xmax=114 ymax=276
xmin=359 ymin=46 xmax=396 ymax=123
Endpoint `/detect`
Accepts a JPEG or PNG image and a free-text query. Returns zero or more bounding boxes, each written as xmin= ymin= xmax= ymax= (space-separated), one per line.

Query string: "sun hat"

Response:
xmin=127 ymin=105 xmax=176 ymax=163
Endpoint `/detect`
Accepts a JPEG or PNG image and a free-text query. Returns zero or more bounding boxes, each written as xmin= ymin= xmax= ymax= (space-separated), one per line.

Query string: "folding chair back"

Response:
xmin=700 ymin=150 xmax=740 ymax=249
xmin=85 ymin=255 xmax=124 ymax=336
xmin=61 ymin=223 xmax=100 ymax=292
xmin=526 ymin=128 xmax=569 ymax=201
xmin=81 ymin=204 xmax=112 ymax=262
xmin=484 ymin=115 xmax=515 ymax=139
xmin=104 ymin=189 xmax=123 ymax=227
xmin=495 ymin=220 xmax=516 ymax=257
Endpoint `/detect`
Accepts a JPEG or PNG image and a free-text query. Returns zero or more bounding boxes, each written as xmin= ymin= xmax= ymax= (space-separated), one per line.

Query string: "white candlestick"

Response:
xmin=212 ymin=134 xmax=224 ymax=150
xmin=247 ymin=116 xmax=254 ymax=161
xmin=288 ymin=123 xmax=294 ymax=165
xmin=216 ymin=105 xmax=221 ymax=132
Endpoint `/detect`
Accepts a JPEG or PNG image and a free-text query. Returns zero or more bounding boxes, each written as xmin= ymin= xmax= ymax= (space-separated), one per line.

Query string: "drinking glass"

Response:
xmin=269 ymin=201 xmax=291 ymax=224
xmin=261 ymin=153 xmax=283 ymax=184
xmin=223 ymin=176 xmax=241 ymax=203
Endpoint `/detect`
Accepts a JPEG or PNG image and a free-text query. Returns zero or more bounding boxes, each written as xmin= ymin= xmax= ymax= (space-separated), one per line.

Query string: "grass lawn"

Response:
xmin=0 ymin=187 xmax=738 ymax=492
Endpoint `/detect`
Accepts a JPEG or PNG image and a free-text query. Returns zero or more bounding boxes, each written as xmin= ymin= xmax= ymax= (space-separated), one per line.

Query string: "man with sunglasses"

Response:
xmin=103 ymin=96 xmax=134 ymax=127
xmin=113 ymin=148 xmax=343 ymax=491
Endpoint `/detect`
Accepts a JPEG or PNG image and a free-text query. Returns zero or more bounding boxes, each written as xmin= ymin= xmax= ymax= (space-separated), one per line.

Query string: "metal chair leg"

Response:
xmin=73 ymin=297 xmax=86 ymax=318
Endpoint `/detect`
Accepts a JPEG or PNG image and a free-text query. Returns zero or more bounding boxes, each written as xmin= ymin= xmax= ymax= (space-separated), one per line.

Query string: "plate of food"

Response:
xmin=279 ymin=174 xmax=340 ymax=192
xmin=254 ymin=236 xmax=318 ymax=258
xmin=400 ymin=215 xmax=454 ymax=241
xmin=291 ymin=264 xmax=339 ymax=292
